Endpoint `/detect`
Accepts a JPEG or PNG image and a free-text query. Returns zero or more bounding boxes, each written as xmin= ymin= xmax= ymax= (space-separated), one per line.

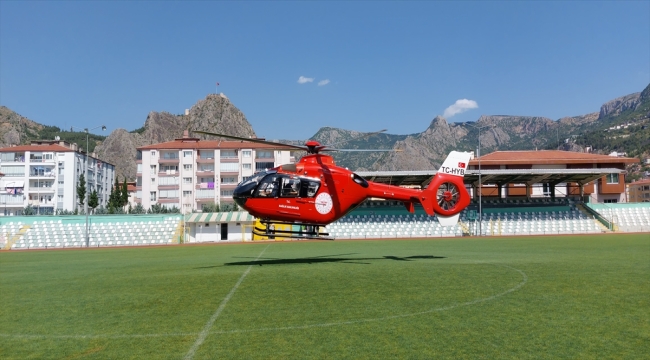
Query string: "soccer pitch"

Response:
xmin=1 ymin=234 xmax=648 ymax=359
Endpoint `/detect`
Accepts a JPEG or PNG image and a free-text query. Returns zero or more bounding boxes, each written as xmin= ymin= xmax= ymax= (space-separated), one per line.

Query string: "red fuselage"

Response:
xmin=233 ymin=154 xmax=467 ymax=226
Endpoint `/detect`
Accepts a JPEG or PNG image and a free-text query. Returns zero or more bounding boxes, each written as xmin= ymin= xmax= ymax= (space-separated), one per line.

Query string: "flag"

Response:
xmin=216 ymin=82 xmax=220 ymax=86
xmin=458 ymin=162 xmax=466 ymax=168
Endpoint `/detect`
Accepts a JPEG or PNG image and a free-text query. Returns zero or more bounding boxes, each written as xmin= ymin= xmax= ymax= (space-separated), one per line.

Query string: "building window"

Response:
xmin=604 ymin=199 xmax=618 ymax=203
xmin=150 ymin=165 xmax=157 ymax=175
xmin=256 ymin=150 xmax=273 ymax=159
xmin=183 ymin=190 xmax=192 ymax=197
xmin=221 ymin=189 xmax=234 ymax=197
xmin=199 ymin=150 xmax=214 ymax=159
xmin=242 ymin=150 xmax=251 ymax=158
xmin=183 ymin=177 xmax=193 ymax=184
xmin=184 ymin=164 xmax=193 ymax=171
xmin=161 ymin=165 xmax=178 ymax=173
xmin=606 ymin=173 xmax=619 ymax=184
xmin=242 ymin=164 xmax=252 ymax=170
xmin=159 ymin=190 xmax=178 ymax=198
xmin=221 ymin=177 xmax=237 ymax=184
xmin=159 ymin=177 xmax=179 ymax=185
xmin=162 ymin=152 xmax=179 ymax=160
xmin=183 ymin=151 xmax=192 ymax=158
xmin=220 ymin=163 xmax=239 ymax=172
xmin=150 ymin=191 xmax=157 ymax=201
xmin=255 ymin=162 xmax=275 ymax=171
xmin=221 ymin=150 xmax=237 ymax=158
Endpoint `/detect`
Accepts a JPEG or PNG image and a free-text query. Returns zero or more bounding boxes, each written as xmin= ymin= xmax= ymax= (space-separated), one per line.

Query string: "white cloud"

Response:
xmin=443 ymin=99 xmax=479 ymax=118
xmin=297 ymin=76 xmax=314 ymax=84
xmin=318 ymin=79 xmax=330 ymax=86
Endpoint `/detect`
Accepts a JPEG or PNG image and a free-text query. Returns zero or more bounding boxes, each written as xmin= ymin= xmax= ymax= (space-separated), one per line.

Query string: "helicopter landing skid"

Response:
xmin=253 ymin=222 xmax=333 ymax=241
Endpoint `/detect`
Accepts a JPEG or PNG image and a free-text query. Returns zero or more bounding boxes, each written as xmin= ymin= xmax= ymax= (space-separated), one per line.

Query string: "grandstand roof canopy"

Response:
xmin=358 ymin=150 xmax=637 ymax=188
xmin=357 ymin=168 xmax=624 ymax=188
xmin=185 ymin=211 xmax=255 ymax=223
xmin=467 ymin=150 xmax=638 ymax=166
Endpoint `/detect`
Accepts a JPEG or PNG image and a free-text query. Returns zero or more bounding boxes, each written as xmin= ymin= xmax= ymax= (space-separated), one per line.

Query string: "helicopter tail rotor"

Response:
xmin=421 ymin=151 xmax=472 ymax=224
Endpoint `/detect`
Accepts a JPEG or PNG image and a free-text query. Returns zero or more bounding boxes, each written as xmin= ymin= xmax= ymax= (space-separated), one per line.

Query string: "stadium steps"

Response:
xmin=3 ymin=224 xmax=30 ymax=250
xmin=576 ymin=204 xmax=613 ymax=232
xmin=173 ymin=220 xmax=184 ymax=244
xmin=457 ymin=221 xmax=471 ymax=236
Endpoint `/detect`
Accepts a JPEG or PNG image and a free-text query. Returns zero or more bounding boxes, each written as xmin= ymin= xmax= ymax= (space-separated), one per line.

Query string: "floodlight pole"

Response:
xmin=73 ymin=125 xmax=106 ymax=247
xmin=477 ymin=127 xmax=482 ymax=237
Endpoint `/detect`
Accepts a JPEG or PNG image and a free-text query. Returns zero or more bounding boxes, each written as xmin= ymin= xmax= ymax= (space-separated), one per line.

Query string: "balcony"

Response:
xmin=158 ymin=170 xmax=178 ymax=177
xmin=29 ymin=200 xmax=55 ymax=207
xmin=158 ymin=185 xmax=180 ymax=190
xmin=197 ymin=156 xmax=215 ymax=164
xmin=196 ymin=183 xmax=216 ymax=190
xmin=29 ymin=184 xmax=55 ymax=192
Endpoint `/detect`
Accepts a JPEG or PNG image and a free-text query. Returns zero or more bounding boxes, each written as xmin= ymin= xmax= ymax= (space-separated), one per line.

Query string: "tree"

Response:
xmin=130 ymin=203 xmax=146 ymax=214
xmin=121 ymin=177 xmax=129 ymax=208
xmin=202 ymin=202 xmax=220 ymax=213
xmin=88 ymin=190 xmax=99 ymax=213
xmin=108 ymin=178 xmax=120 ymax=209
xmin=76 ymin=174 xmax=86 ymax=209
xmin=22 ymin=204 xmax=36 ymax=216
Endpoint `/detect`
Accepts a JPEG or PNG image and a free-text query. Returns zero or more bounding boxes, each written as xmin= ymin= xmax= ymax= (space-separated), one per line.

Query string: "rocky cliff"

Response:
xmin=96 ymin=93 xmax=256 ymax=180
xmin=599 ymin=92 xmax=642 ymax=119
xmin=0 ymin=106 xmax=44 ymax=147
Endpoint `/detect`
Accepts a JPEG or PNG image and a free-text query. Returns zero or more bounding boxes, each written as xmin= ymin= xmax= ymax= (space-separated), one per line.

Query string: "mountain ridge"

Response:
xmin=1 ymin=84 xmax=648 ymax=181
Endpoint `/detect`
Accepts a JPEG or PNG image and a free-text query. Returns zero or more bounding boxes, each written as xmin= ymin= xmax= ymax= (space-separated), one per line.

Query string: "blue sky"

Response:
xmin=1 ymin=1 xmax=649 ymax=141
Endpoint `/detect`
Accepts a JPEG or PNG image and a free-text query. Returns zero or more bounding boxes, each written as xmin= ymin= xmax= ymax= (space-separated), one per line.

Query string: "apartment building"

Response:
xmin=0 ymin=140 xmax=115 ymax=215
xmin=628 ymin=178 xmax=650 ymax=203
xmin=135 ymin=133 xmax=294 ymax=213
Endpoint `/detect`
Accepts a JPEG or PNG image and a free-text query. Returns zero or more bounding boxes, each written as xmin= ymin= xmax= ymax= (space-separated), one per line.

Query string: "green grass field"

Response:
xmin=1 ymin=234 xmax=648 ymax=359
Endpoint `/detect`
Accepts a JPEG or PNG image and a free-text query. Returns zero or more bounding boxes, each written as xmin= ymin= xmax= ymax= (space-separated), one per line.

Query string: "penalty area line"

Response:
xmin=183 ymin=244 xmax=270 ymax=360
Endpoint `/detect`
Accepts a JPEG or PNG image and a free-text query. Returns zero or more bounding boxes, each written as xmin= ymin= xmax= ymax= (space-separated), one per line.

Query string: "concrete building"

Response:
xmin=135 ymin=132 xmax=294 ymax=213
xmin=0 ymin=141 xmax=115 ymax=215
xmin=627 ymin=178 xmax=650 ymax=203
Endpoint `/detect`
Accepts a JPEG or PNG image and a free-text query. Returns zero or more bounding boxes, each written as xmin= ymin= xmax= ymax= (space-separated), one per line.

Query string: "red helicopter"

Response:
xmin=193 ymin=130 xmax=472 ymax=239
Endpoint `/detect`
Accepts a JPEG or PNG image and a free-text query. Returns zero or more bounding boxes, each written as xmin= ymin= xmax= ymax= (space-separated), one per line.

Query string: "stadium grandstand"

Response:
xmin=1 ymin=150 xmax=648 ymax=249
xmin=1 ymin=214 xmax=182 ymax=250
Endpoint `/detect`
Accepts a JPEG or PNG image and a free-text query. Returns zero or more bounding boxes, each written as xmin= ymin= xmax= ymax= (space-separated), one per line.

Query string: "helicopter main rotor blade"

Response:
xmin=330 ymin=148 xmax=403 ymax=152
xmin=191 ymin=130 xmax=307 ymax=151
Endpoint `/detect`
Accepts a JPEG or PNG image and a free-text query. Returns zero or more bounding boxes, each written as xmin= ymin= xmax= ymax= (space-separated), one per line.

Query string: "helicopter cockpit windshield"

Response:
xmin=233 ymin=170 xmax=321 ymax=207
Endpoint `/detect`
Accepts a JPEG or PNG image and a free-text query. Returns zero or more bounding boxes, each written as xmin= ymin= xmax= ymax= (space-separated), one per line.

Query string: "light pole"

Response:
xmin=72 ymin=125 xmax=106 ymax=247
xmin=469 ymin=123 xmax=494 ymax=236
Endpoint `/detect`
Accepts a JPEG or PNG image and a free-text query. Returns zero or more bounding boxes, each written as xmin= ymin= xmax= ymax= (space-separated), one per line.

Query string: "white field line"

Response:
xmin=183 ymin=244 xmax=270 ymax=360
xmin=0 ymin=263 xmax=526 ymax=340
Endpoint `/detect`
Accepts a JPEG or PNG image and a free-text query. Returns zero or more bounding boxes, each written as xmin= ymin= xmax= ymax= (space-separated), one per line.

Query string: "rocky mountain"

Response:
xmin=319 ymin=84 xmax=649 ymax=173
xmin=2 ymin=83 xmax=648 ymax=181
xmin=0 ymin=106 xmax=46 ymax=147
xmin=95 ymin=93 xmax=256 ymax=180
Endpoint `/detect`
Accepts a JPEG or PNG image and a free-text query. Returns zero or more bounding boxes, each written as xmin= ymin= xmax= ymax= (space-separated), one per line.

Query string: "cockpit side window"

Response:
xmin=300 ymin=179 xmax=320 ymax=198
xmin=254 ymin=174 xmax=280 ymax=198
xmin=280 ymin=177 xmax=301 ymax=197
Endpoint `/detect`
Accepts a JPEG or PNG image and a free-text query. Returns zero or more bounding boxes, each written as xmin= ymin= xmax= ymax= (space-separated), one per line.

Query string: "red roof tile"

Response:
xmin=0 ymin=144 xmax=74 ymax=152
xmin=137 ymin=139 xmax=297 ymax=151
xmin=469 ymin=150 xmax=638 ymax=165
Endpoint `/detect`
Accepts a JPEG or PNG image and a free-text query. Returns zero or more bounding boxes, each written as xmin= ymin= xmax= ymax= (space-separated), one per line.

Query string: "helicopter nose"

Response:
xmin=233 ymin=181 xmax=256 ymax=208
